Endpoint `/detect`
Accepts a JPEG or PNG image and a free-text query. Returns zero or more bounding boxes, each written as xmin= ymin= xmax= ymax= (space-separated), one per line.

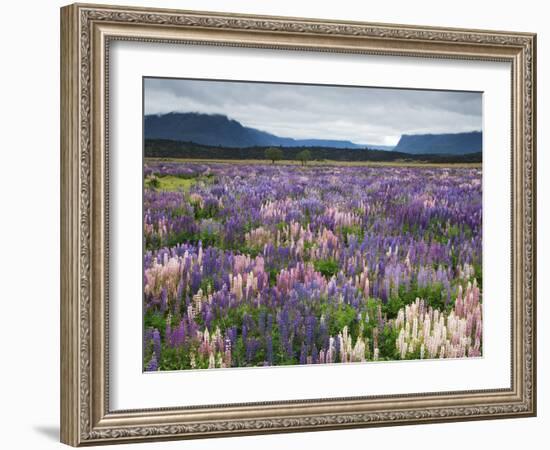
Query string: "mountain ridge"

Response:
xmin=393 ymin=131 xmax=482 ymax=155
xmin=145 ymin=112 xmax=481 ymax=155
xmin=145 ymin=112 xmax=369 ymax=149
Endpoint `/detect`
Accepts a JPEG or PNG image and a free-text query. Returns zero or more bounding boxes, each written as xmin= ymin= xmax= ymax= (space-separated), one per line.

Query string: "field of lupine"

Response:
xmin=143 ymin=161 xmax=482 ymax=371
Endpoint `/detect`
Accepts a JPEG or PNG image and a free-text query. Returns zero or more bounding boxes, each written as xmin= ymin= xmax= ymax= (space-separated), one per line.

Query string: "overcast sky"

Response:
xmin=144 ymin=78 xmax=482 ymax=146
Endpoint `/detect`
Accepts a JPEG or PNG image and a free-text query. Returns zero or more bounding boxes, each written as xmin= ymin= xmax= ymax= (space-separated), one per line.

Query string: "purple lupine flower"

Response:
xmin=146 ymin=354 xmax=158 ymax=371
xmin=311 ymin=344 xmax=319 ymax=364
xmin=265 ymin=334 xmax=273 ymax=365
xmin=203 ymin=307 xmax=214 ymax=330
xmin=258 ymin=310 xmax=266 ymax=336
xmin=160 ymin=287 xmax=168 ymax=313
xmin=143 ymin=327 xmax=153 ymax=352
xmin=246 ymin=338 xmax=260 ymax=362
xmin=305 ymin=315 xmax=316 ymax=348
xmin=152 ymin=329 xmax=161 ymax=361
xmin=299 ymin=343 xmax=307 ymax=365
xmin=165 ymin=322 xmax=172 ymax=347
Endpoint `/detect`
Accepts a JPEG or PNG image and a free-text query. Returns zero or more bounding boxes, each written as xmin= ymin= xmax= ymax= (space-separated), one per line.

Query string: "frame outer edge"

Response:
xmin=528 ymin=33 xmax=536 ymax=416
xmin=533 ymin=33 xmax=537 ymax=417
xmin=61 ymin=4 xmax=81 ymax=447
xmin=61 ymin=2 xmax=537 ymax=445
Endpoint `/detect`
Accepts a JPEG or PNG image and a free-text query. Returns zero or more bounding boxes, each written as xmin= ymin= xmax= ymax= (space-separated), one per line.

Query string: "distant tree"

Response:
xmin=297 ymin=149 xmax=312 ymax=166
xmin=265 ymin=147 xmax=283 ymax=164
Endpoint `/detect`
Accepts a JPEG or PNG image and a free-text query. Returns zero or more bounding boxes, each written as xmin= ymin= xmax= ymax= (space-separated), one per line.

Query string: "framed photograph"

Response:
xmin=60 ymin=3 xmax=537 ymax=446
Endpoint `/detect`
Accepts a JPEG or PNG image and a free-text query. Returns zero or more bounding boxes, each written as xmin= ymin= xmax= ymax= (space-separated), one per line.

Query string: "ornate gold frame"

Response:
xmin=60 ymin=3 xmax=536 ymax=446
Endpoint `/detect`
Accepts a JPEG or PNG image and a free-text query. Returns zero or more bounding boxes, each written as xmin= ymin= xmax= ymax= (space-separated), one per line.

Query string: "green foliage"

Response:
xmin=265 ymin=147 xmax=283 ymax=164
xmin=296 ymin=149 xmax=312 ymax=165
xmin=155 ymin=175 xmax=196 ymax=192
xmin=268 ymin=268 xmax=279 ymax=287
xmin=379 ymin=282 xmax=449 ymax=319
xmin=144 ymin=311 xmax=166 ymax=338
xmin=159 ymin=347 xmax=189 ymax=371
xmin=377 ymin=326 xmax=400 ymax=360
xmin=338 ymin=224 xmax=364 ymax=244
xmin=144 ymin=174 xmax=160 ymax=189
xmin=426 ymin=218 xmax=473 ymax=246
xmin=416 ymin=284 xmax=447 ymax=312
xmin=243 ymin=220 xmax=261 ymax=233
xmin=192 ymin=202 xmax=219 ymax=220
xmin=154 ymin=226 xmax=222 ymax=250
xmin=473 ymin=262 xmax=483 ymax=289
xmin=222 ymin=241 xmax=261 ymax=258
xmin=163 ymin=230 xmax=198 ymax=249
xmin=276 ymin=221 xmax=287 ymax=232
xmin=313 ymin=258 xmax=340 ymax=278
xmin=144 ymin=233 xmax=162 ymax=251
xmin=200 ymin=276 xmax=214 ymax=294
xmin=330 ymin=304 xmax=360 ymax=337
xmin=401 ymin=221 xmax=418 ymax=235
xmin=382 ymin=296 xmax=406 ymax=319
xmin=198 ymin=229 xmax=219 ymax=247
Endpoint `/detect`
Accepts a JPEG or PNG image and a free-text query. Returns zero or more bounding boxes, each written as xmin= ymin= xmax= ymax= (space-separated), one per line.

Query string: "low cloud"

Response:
xmin=144 ymin=78 xmax=482 ymax=146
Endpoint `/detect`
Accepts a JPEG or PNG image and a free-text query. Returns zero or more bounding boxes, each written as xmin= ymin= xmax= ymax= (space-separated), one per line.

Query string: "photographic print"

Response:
xmin=142 ymin=78 xmax=483 ymax=372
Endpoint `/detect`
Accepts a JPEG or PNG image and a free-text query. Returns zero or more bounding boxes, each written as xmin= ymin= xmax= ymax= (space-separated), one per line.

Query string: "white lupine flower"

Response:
xmin=208 ymin=351 xmax=216 ymax=369
xmin=393 ymin=281 xmax=482 ymax=360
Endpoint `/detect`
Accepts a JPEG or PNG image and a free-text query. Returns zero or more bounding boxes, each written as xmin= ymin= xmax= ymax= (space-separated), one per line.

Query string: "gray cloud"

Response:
xmin=144 ymin=78 xmax=482 ymax=146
